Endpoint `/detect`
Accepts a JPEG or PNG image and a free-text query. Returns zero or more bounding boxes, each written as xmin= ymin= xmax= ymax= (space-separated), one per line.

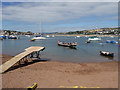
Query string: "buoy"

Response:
xmin=30 ymin=39 xmax=35 ymax=42
xmin=28 ymin=83 xmax=37 ymax=90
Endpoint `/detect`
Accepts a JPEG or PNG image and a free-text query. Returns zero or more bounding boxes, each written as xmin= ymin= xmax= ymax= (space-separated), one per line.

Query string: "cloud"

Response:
xmin=2 ymin=2 xmax=118 ymax=24
xmin=2 ymin=0 xmax=119 ymax=2
xmin=0 ymin=3 xmax=2 ymax=29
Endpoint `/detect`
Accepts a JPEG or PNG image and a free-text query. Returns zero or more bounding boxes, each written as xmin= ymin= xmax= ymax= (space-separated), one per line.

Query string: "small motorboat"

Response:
xmin=100 ymin=51 xmax=114 ymax=57
xmin=25 ymin=35 xmax=30 ymax=37
xmin=106 ymin=40 xmax=118 ymax=44
xmin=76 ymin=36 xmax=80 ymax=38
xmin=8 ymin=35 xmax=19 ymax=39
xmin=52 ymin=35 xmax=55 ymax=37
xmin=88 ymin=36 xmax=101 ymax=41
xmin=0 ymin=37 xmax=3 ymax=40
xmin=0 ymin=35 xmax=6 ymax=39
xmin=85 ymin=40 xmax=90 ymax=43
xmin=46 ymin=35 xmax=50 ymax=37
xmin=58 ymin=40 xmax=77 ymax=48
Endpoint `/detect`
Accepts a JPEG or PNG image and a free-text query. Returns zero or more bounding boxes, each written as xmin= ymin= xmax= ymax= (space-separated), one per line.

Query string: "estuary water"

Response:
xmin=1 ymin=35 xmax=118 ymax=63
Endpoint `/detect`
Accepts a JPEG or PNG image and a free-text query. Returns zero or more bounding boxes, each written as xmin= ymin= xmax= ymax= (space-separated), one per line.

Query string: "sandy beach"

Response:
xmin=1 ymin=55 xmax=118 ymax=88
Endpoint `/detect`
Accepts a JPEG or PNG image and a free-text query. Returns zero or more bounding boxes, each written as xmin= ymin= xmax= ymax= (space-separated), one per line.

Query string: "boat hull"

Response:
xmin=58 ymin=41 xmax=77 ymax=49
xmin=88 ymin=38 xmax=101 ymax=41
xmin=100 ymin=51 xmax=114 ymax=57
xmin=32 ymin=37 xmax=46 ymax=40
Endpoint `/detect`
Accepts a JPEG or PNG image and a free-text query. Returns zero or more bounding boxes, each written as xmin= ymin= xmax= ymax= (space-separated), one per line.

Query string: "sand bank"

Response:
xmin=1 ymin=55 xmax=118 ymax=88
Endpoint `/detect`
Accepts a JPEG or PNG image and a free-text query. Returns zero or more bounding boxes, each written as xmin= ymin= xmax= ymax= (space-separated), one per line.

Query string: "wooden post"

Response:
xmin=18 ymin=60 xmax=21 ymax=65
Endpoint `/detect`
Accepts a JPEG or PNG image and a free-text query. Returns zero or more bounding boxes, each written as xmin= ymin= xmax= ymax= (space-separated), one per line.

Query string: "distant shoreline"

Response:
xmin=53 ymin=34 xmax=118 ymax=37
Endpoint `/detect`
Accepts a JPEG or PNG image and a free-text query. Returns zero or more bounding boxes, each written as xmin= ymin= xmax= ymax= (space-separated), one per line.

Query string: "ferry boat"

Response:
xmin=88 ymin=36 xmax=101 ymax=41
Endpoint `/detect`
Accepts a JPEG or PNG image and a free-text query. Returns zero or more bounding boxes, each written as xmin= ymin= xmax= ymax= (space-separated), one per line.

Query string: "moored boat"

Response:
xmin=46 ymin=35 xmax=50 ymax=37
xmin=76 ymin=36 xmax=80 ymax=38
xmin=0 ymin=37 xmax=3 ymax=40
xmin=58 ymin=40 xmax=77 ymax=48
xmin=32 ymin=35 xmax=46 ymax=40
xmin=85 ymin=40 xmax=90 ymax=43
xmin=0 ymin=35 xmax=6 ymax=39
xmin=8 ymin=35 xmax=19 ymax=39
xmin=30 ymin=38 xmax=35 ymax=42
xmin=88 ymin=36 xmax=101 ymax=41
xmin=100 ymin=51 xmax=114 ymax=57
xmin=52 ymin=35 xmax=55 ymax=37
xmin=106 ymin=40 xmax=118 ymax=44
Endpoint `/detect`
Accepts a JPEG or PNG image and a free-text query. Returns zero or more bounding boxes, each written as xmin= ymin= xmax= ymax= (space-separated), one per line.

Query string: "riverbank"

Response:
xmin=1 ymin=55 xmax=118 ymax=88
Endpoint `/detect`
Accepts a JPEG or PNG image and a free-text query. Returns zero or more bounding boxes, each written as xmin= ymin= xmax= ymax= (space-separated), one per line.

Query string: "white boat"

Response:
xmin=110 ymin=36 xmax=114 ymax=38
xmin=46 ymin=35 xmax=50 ymax=37
xmin=85 ymin=36 xmax=88 ymax=37
xmin=8 ymin=35 xmax=19 ymax=39
xmin=52 ymin=35 xmax=55 ymax=37
xmin=76 ymin=36 xmax=80 ymax=37
xmin=32 ymin=35 xmax=46 ymax=40
xmin=25 ymin=35 xmax=30 ymax=37
xmin=88 ymin=36 xmax=101 ymax=41
xmin=32 ymin=22 xmax=46 ymax=40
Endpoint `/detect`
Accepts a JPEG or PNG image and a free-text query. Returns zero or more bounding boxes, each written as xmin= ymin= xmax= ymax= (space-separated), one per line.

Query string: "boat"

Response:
xmin=110 ymin=36 xmax=114 ymax=38
xmin=46 ymin=35 xmax=50 ymax=37
xmin=0 ymin=37 xmax=3 ymax=40
xmin=30 ymin=38 xmax=35 ymax=42
xmin=100 ymin=51 xmax=114 ymax=57
xmin=0 ymin=35 xmax=6 ymax=39
xmin=76 ymin=36 xmax=80 ymax=38
xmin=52 ymin=35 xmax=55 ymax=37
xmin=85 ymin=40 xmax=90 ymax=43
xmin=25 ymin=35 xmax=30 ymax=37
xmin=58 ymin=40 xmax=77 ymax=48
xmin=88 ymin=36 xmax=101 ymax=41
xmin=8 ymin=35 xmax=19 ymax=39
xmin=32 ymin=35 xmax=46 ymax=40
xmin=32 ymin=22 xmax=46 ymax=40
xmin=118 ymin=44 xmax=120 ymax=47
xmin=106 ymin=40 xmax=118 ymax=44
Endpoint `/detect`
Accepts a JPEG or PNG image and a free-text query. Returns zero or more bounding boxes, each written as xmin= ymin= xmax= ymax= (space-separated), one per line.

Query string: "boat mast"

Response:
xmin=40 ymin=21 xmax=42 ymax=35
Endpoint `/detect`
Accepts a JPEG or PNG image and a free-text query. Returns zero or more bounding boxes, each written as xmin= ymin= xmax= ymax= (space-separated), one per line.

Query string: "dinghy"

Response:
xmin=100 ymin=51 xmax=114 ymax=57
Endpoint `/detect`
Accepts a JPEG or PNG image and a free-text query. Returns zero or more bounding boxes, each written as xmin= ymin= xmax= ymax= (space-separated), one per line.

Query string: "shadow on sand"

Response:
xmin=4 ymin=58 xmax=51 ymax=73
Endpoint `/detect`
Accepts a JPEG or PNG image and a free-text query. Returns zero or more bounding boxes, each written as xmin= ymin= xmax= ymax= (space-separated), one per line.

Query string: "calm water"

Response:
xmin=1 ymin=36 xmax=118 ymax=63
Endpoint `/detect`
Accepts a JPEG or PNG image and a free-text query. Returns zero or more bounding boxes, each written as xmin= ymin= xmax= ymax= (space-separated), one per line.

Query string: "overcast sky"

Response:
xmin=1 ymin=2 xmax=118 ymax=32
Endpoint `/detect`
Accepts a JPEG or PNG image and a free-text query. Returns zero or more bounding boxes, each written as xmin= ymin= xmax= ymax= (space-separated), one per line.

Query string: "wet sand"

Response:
xmin=1 ymin=55 xmax=118 ymax=88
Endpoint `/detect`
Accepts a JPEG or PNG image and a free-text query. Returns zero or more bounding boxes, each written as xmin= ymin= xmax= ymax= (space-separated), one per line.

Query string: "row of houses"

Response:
xmin=0 ymin=30 xmax=34 ymax=35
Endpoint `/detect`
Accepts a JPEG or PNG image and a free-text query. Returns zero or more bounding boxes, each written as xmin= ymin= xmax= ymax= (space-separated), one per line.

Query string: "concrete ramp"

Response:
xmin=0 ymin=46 xmax=45 ymax=73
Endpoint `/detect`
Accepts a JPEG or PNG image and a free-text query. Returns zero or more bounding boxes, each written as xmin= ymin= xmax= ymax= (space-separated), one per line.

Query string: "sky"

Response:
xmin=1 ymin=2 xmax=118 ymax=33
